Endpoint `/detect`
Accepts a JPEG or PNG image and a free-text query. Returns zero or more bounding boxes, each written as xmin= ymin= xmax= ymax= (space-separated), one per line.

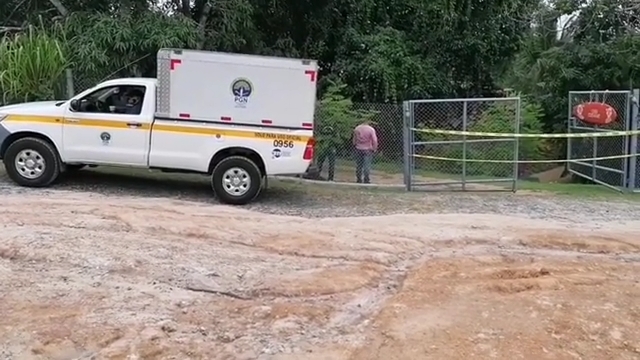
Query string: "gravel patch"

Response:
xmin=0 ymin=165 xmax=639 ymax=222
xmin=2 ymin=164 xmax=640 ymax=359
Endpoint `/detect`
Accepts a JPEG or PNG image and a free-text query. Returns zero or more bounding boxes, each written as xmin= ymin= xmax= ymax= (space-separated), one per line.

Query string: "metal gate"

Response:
xmin=403 ymin=98 xmax=521 ymax=191
xmin=567 ymin=90 xmax=638 ymax=190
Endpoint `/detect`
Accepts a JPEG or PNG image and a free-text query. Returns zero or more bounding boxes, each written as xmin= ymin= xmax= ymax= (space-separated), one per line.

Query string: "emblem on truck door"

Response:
xmin=231 ymin=78 xmax=252 ymax=108
xmin=100 ymin=132 xmax=111 ymax=145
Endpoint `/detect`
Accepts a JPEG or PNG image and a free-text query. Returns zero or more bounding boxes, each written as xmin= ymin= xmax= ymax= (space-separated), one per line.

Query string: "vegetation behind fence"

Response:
xmin=3 ymin=0 xmax=640 ymax=185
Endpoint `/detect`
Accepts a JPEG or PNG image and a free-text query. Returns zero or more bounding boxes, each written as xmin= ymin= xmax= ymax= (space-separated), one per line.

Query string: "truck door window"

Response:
xmin=74 ymin=85 xmax=146 ymax=115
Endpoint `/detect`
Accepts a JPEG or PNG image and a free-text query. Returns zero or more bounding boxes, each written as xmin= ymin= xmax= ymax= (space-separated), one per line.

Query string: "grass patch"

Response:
xmin=334 ymin=157 xmax=640 ymax=199
xmin=335 ymin=157 xmax=526 ymax=181
xmin=516 ymin=181 xmax=640 ymax=199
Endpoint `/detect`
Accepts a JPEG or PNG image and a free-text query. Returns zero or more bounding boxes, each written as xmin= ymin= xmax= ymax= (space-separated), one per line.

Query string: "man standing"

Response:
xmin=315 ymin=124 xmax=337 ymax=181
xmin=352 ymin=120 xmax=378 ymax=183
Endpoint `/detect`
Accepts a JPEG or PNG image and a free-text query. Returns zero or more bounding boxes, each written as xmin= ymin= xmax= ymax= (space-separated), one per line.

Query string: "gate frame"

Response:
xmin=403 ymin=97 xmax=521 ymax=192
xmin=566 ymin=89 xmax=638 ymax=191
xmin=630 ymin=89 xmax=639 ymax=192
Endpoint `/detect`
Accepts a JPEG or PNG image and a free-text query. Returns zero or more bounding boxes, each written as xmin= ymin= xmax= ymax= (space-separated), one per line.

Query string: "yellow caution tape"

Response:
xmin=413 ymin=153 xmax=636 ymax=163
xmin=412 ymin=128 xmax=640 ymax=138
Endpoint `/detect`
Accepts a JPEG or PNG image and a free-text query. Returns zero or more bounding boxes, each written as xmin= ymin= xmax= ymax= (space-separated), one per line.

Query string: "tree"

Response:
xmin=1 ymin=0 xmax=545 ymax=105
xmin=63 ymin=11 xmax=198 ymax=88
xmin=505 ymin=0 xmax=640 ymax=130
xmin=315 ymin=81 xmax=376 ymax=158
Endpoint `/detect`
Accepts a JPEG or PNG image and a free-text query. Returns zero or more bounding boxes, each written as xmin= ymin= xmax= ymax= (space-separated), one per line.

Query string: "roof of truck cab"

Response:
xmin=99 ymin=78 xmax=157 ymax=87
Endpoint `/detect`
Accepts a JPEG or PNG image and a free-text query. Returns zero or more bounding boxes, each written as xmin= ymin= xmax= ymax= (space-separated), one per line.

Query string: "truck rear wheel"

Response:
xmin=4 ymin=137 xmax=61 ymax=187
xmin=211 ymin=156 xmax=262 ymax=205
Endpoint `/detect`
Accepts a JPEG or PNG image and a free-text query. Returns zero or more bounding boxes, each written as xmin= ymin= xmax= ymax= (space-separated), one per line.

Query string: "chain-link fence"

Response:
xmin=67 ymin=67 xmax=136 ymax=97
xmin=567 ymin=90 xmax=631 ymax=190
xmin=307 ymin=103 xmax=405 ymax=184
xmin=0 ymin=67 xmax=117 ymax=106
xmin=405 ymin=98 xmax=520 ymax=190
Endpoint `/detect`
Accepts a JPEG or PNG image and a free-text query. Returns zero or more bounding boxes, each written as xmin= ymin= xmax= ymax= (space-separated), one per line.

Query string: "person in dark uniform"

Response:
xmin=315 ymin=124 xmax=338 ymax=181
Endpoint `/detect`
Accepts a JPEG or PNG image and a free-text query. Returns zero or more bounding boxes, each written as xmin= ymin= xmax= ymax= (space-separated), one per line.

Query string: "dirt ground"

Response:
xmin=1 ymin=191 xmax=640 ymax=360
xmin=320 ymin=165 xmax=508 ymax=190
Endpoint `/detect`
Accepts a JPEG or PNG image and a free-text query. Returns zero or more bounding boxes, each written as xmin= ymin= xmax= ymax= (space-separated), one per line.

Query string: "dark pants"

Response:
xmin=354 ymin=149 xmax=373 ymax=183
xmin=317 ymin=147 xmax=336 ymax=181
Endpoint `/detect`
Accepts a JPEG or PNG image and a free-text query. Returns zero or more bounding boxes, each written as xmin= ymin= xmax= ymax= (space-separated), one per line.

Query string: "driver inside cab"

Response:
xmin=108 ymin=88 xmax=143 ymax=115
xmin=121 ymin=89 xmax=143 ymax=115
xmin=76 ymin=86 xmax=144 ymax=115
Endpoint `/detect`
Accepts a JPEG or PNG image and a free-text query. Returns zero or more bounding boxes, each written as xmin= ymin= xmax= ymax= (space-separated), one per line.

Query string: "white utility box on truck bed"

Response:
xmin=0 ymin=49 xmax=318 ymax=204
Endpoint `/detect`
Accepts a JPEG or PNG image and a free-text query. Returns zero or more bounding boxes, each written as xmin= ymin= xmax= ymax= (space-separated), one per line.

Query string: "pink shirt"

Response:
xmin=353 ymin=124 xmax=378 ymax=151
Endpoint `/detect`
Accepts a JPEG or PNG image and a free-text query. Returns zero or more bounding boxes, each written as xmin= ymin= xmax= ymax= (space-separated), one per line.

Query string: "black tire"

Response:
xmin=4 ymin=137 xmax=61 ymax=187
xmin=211 ymin=156 xmax=262 ymax=205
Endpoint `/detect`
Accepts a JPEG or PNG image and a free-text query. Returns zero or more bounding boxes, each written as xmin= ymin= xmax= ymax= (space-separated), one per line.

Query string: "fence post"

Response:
xmin=592 ymin=135 xmax=598 ymax=181
xmin=65 ymin=69 xmax=75 ymax=98
xmin=512 ymin=97 xmax=521 ymax=192
xmin=461 ymin=100 xmax=468 ymax=190
xmin=402 ymin=101 xmax=412 ymax=191
xmin=567 ymin=92 xmax=573 ymax=176
xmin=628 ymin=89 xmax=639 ymax=191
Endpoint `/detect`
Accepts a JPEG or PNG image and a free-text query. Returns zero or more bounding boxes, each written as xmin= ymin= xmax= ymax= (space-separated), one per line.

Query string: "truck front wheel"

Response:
xmin=211 ymin=156 xmax=262 ymax=205
xmin=4 ymin=137 xmax=61 ymax=187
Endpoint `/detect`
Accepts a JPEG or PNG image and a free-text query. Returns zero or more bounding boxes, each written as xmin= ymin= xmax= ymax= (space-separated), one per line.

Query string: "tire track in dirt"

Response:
xmin=1 ymin=192 xmax=640 ymax=359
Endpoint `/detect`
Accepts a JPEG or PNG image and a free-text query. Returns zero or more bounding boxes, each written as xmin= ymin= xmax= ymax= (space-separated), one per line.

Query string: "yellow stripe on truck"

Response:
xmin=5 ymin=115 xmax=60 ymax=124
xmin=4 ymin=115 xmax=311 ymax=142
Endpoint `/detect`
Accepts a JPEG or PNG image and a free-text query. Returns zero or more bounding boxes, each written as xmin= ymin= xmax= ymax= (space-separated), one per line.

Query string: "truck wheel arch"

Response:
xmin=208 ymin=147 xmax=266 ymax=177
xmin=0 ymin=131 xmax=61 ymax=160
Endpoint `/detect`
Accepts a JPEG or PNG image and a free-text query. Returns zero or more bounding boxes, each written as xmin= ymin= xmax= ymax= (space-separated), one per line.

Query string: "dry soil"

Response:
xmin=1 ymin=187 xmax=640 ymax=360
xmin=316 ymin=164 xmax=509 ymax=191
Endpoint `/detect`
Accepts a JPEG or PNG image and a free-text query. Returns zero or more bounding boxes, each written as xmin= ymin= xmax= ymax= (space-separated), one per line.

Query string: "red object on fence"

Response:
xmin=573 ymin=102 xmax=618 ymax=125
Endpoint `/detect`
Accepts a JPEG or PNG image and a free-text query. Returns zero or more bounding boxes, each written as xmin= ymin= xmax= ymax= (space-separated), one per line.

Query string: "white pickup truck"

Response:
xmin=0 ymin=49 xmax=318 ymax=204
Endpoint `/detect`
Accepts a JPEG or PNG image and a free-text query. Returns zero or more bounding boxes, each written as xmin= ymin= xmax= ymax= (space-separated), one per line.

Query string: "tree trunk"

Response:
xmin=181 ymin=0 xmax=191 ymax=16
xmin=196 ymin=2 xmax=212 ymax=49
xmin=48 ymin=0 xmax=68 ymax=17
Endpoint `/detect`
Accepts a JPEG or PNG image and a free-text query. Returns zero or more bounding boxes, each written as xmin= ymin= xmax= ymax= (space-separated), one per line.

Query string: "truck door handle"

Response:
xmin=66 ymin=118 xmax=79 ymax=123
xmin=126 ymin=122 xmax=142 ymax=128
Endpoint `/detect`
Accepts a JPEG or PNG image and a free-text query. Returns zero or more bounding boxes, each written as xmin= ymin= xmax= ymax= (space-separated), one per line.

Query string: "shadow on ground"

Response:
xmin=1 ymin=167 xmax=310 ymax=206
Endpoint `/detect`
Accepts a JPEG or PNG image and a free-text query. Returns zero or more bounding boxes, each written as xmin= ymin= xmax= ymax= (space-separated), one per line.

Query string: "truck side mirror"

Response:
xmin=69 ymin=99 xmax=79 ymax=111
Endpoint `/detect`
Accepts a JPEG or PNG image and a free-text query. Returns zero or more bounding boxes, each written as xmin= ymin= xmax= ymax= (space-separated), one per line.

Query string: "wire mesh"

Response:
xmin=0 ymin=67 xmax=119 ymax=106
xmin=309 ymin=102 xmax=404 ymax=184
xmin=407 ymin=98 xmax=520 ymax=190
xmin=567 ymin=91 xmax=630 ymax=189
xmin=70 ymin=71 xmax=118 ymax=96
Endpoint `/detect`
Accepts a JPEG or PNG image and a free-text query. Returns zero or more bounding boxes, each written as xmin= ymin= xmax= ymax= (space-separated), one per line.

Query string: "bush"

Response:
xmin=314 ymin=81 xmax=377 ymax=158
xmin=0 ymin=24 xmax=69 ymax=105
xmin=463 ymin=98 xmax=546 ymax=177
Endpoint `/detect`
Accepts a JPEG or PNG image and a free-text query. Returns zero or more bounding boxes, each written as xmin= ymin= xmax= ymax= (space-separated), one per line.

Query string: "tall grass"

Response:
xmin=0 ymin=24 xmax=69 ymax=105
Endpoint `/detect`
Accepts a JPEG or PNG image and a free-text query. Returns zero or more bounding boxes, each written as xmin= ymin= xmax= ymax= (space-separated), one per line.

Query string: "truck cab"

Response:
xmin=64 ymin=78 xmax=156 ymax=166
xmin=0 ymin=49 xmax=318 ymax=205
